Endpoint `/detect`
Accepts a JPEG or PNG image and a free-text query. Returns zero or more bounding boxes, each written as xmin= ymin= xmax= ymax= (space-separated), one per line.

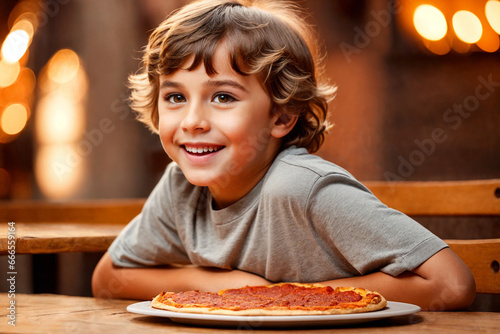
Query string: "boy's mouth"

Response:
xmin=183 ymin=145 xmax=225 ymax=156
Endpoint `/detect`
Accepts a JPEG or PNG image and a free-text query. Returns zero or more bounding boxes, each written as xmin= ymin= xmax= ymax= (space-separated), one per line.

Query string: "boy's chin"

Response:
xmin=184 ymin=173 xmax=219 ymax=188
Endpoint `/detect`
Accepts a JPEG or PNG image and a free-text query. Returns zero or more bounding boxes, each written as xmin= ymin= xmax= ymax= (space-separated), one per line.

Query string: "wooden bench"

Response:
xmin=0 ymin=179 xmax=499 ymax=294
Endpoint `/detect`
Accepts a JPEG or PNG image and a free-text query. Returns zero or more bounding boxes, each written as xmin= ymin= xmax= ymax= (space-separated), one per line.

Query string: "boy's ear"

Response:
xmin=271 ymin=110 xmax=298 ymax=139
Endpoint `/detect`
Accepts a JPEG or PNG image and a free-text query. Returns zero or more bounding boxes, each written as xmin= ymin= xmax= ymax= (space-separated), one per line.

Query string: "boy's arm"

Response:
xmin=320 ymin=248 xmax=476 ymax=311
xmin=92 ymin=252 xmax=271 ymax=300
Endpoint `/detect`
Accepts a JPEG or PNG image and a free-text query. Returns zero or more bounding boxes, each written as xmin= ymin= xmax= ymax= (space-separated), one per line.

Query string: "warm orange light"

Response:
xmin=453 ymin=10 xmax=483 ymax=44
xmin=1 ymin=30 xmax=30 ymax=63
xmin=0 ymin=60 xmax=21 ymax=88
xmin=485 ymin=0 xmax=500 ymax=34
xmin=35 ymin=95 xmax=85 ymax=144
xmin=11 ymin=19 xmax=35 ymax=41
xmin=413 ymin=5 xmax=448 ymax=41
xmin=451 ymin=39 xmax=472 ymax=53
xmin=0 ymin=67 xmax=36 ymax=106
xmin=47 ymin=49 xmax=80 ymax=84
xmin=11 ymin=14 xmax=39 ymax=47
xmin=477 ymin=34 xmax=500 ymax=52
xmin=1 ymin=104 xmax=29 ymax=135
xmin=38 ymin=65 xmax=89 ymax=100
xmin=8 ymin=0 xmax=40 ymax=30
xmin=35 ymin=144 xmax=85 ymax=199
xmin=35 ymin=47 xmax=88 ymax=199
xmin=423 ymin=39 xmax=451 ymax=55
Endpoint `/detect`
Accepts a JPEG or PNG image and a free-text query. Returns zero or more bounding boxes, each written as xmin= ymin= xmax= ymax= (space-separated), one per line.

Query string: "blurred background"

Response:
xmin=0 ymin=0 xmax=499 ymax=309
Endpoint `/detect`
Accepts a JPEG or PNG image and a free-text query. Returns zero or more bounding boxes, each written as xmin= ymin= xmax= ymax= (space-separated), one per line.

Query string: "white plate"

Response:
xmin=127 ymin=301 xmax=420 ymax=328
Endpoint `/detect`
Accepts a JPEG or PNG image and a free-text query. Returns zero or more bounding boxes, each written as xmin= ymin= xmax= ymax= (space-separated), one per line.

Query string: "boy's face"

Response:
xmin=158 ymin=42 xmax=283 ymax=209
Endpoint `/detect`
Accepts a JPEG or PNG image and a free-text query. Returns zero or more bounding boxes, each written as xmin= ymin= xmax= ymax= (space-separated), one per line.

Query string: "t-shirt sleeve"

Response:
xmin=307 ymin=173 xmax=448 ymax=277
xmin=108 ymin=164 xmax=191 ymax=267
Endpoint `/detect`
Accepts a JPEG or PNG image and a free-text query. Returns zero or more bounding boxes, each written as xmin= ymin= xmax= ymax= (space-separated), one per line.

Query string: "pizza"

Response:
xmin=151 ymin=282 xmax=387 ymax=315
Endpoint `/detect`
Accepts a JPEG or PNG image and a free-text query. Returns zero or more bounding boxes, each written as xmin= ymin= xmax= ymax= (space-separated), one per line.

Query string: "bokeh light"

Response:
xmin=36 ymin=94 xmax=85 ymax=144
xmin=1 ymin=29 xmax=30 ymax=63
xmin=485 ymin=0 xmax=500 ymax=34
xmin=34 ymin=49 xmax=88 ymax=199
xmin=0 ymin=67 xmax=36 ymax=106
xmin=11 ymin=19 xmax=35 ymax=41
xmin=0 ymin=60 xmax=21 ymax=88
xmin=413 ymin=5 xmax=448 ymax=41
xmin=1 ymin=104 xmax=29 ymax=135
xmin=477 ymin=30 xmax=500 ymax=52
xmin=38 ymin=65 xmax=89 ymax=100
xmin=47 ymin=49 xmax=81 ymax=84
xmin=423 ymin=39 xmax=452 ymax=55
xmin=35 ymin=144 xmax=85 ymax=199
xmin=453 ymin=10 xmax=483 ymax=44
xmin=7 ymin=0 xmax=40 ymax=30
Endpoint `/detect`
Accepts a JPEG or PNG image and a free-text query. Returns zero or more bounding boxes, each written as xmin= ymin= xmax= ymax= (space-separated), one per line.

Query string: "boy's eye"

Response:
xmin=213 ymin=94 xmax=235 ymax=104
xmin=166 ymin=94 xmax=185 ymax=103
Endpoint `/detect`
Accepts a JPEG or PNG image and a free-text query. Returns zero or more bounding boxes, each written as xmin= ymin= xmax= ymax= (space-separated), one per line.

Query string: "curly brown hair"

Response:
xmin=129 ymin=0 xmax=336 ymax=153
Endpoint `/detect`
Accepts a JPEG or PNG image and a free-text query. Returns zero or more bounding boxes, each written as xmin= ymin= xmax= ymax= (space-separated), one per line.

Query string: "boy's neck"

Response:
xmin=209 ymin=146 xmax=281 ymax=210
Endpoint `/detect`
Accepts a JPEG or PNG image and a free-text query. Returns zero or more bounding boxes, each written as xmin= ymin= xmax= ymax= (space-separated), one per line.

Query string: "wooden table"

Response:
xmin=0 ymin=222 xmax=125 ymax=254
xmin=0 ymin=199 xmax=143 ymax=254
xmin=0 ymin=293 xmax=498 ymax=333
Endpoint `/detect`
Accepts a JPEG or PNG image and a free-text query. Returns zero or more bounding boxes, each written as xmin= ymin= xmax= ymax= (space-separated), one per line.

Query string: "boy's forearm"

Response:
xmin=92 ymin=252 xmax=270 ymax=300
xmin=320 ymin=248 xmax=475 ymax=311
xmin=320 ymin=271 xmax=437 ymax=309
xmin=92 ymin=259 xmax=196 ymax=300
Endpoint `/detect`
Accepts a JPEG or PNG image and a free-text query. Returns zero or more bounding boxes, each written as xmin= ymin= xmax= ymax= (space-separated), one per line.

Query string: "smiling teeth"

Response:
xmin=185 ymin=146 xmax=222 ymax=153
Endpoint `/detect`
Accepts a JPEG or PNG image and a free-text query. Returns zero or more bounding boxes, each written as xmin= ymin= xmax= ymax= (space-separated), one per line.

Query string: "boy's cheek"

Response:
xmin=157 ymin=128 xmax=173 ymax=153
xmin=157 ymin=119 xmax=174 ymax=140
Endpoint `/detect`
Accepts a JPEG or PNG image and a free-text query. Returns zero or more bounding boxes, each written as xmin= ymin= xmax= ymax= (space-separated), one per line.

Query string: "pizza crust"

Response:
xmin=151 ymin=283 xmax=387 ymax=316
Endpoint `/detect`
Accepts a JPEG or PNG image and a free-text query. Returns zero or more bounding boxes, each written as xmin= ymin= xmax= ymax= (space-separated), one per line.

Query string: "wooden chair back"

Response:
xmin=364 ymin=179 xmax=500 ymax=294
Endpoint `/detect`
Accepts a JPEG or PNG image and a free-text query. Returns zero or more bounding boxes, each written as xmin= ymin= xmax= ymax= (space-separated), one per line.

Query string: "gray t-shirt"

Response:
xmin=109 ymin=146 xmax=447 ymax=282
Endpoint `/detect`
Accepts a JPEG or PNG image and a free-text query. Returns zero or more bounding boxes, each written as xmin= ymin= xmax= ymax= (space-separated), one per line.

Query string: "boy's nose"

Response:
xmin=180 ymin=102 xmax=210 ymax=133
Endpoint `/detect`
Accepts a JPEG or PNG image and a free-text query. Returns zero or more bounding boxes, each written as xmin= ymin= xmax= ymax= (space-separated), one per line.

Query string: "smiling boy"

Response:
xmin=92 ymin=0 xmax=475 ymax=310
xmin=158 ymin=42 xmax=287 ymax=209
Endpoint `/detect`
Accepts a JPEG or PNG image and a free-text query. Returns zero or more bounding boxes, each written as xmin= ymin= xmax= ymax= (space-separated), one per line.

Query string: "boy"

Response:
xmin=92 ymin=0 xmax=475 ymax=310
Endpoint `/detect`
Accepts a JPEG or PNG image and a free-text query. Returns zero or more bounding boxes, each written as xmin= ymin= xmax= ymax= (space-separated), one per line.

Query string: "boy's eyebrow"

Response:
xmin=204 ymin=79 xmax=248 ymax=92
xmin=159 ymin=80 xmax=182 ymax=89
xmin=159 ymin=79 xmax=248 ymax=92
